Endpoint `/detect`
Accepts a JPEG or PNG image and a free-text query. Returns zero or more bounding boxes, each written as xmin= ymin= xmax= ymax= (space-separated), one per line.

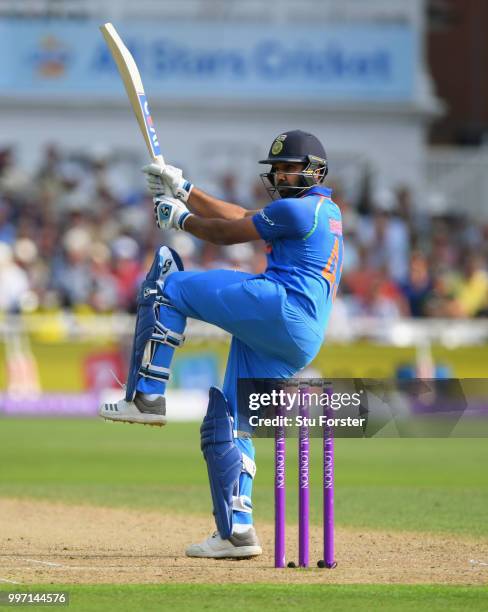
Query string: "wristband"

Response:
xmin=176 ymin=181 xmax=194 ymax=203
xmin=178 ymin=212 xmax=193 ymax=230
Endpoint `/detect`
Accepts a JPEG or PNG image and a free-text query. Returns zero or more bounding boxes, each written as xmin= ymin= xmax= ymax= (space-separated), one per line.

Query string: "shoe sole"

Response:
xmin=186 ymin=546 xmax=263 ymax=559
xmin=99 ymin=411 xmax=166 ymax=427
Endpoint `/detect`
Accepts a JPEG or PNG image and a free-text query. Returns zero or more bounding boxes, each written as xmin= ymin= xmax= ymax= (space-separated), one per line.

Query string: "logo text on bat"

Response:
xmin=138 ymin=94 xmax=161 ymax=156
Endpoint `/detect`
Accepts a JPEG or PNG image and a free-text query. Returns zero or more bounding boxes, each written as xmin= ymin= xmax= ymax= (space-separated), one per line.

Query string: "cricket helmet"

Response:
xmin=259 ymin=130 xmax=328 ymax=199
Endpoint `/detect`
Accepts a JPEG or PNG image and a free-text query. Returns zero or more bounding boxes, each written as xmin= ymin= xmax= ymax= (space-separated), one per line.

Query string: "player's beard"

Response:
xmin=276 ymin=181 xmax=299 ymax=199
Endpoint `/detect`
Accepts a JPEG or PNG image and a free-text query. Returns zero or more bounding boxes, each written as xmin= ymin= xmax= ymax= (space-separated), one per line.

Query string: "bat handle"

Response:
xmin=153 ymin=154 xmax=165 ymax=169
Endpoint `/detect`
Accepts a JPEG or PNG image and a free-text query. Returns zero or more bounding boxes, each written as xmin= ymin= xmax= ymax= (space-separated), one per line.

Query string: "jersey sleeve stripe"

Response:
xmin=302 ymin=197 xmax=325 ymax=241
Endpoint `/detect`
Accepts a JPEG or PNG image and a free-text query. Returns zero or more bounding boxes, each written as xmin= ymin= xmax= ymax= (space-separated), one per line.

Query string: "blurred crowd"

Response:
xmin=0 ymin=144 xmax=487 ymax=319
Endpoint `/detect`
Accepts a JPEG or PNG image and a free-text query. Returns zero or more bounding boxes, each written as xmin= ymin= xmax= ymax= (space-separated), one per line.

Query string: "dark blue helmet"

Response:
xmin=259 ymin=130 xmax=328 ymax=199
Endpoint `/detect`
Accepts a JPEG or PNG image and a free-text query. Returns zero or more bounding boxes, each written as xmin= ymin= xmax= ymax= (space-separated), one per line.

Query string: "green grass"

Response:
xmin=0 ymin=419 xmax=487 ymax=536
xmin=1 ymin=420 xmax=487 ymax=610
xmin=1 ymin=585 xmax=487 ymax=612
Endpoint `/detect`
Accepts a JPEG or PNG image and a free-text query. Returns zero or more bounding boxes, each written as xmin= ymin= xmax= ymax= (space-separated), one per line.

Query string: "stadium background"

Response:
xmin=0 ymin=1 xmax=487 ymax=609
xmin=1 ymin=0 xmax=488 ymax=410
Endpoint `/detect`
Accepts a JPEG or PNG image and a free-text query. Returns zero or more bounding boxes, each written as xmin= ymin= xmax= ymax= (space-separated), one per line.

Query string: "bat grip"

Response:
xmin=154 ymin=154 xmax=165 ymax=169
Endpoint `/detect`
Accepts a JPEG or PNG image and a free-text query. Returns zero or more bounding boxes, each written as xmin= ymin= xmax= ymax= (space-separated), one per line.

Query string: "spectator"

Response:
xmin=0 ymin=242 xmax=30 ymax=312
xmin=348 ymin=268 xmax=408 ymax=319
xmin=112 ymin=236 xmax=142 ymax=312
xmin=358 ymin=205 xmax=410 ymax=284
xmin=0 ymin=144 xmax=486 ymax=320
xmin=401 ymin=252 xmax=433 ymax=317
xmin=0 ymin=199 xmax=15 ymax=244
xmin=51 ymin=227 xmax=93 ymax=308
xmin=450 ymin=254 xmax=488 ymax=317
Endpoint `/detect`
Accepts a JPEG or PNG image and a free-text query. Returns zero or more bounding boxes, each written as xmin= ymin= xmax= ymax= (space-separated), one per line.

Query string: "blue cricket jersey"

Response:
xmin=252 ymin=186 xmax=343 ymax=336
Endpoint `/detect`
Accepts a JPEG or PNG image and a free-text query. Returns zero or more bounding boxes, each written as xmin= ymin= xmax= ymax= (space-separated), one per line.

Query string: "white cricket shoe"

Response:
xmin=99 ymin=393 xmax=166 ymax=427
xmin=185 ymin=528 xmax=262 ymax=559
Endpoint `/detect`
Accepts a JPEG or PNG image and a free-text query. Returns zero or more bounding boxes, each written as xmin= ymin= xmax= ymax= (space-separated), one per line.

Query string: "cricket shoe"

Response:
xmin=185 ymin=528 xmax=262 ymax=559
xmin=99 ymin=393 xmax=166 ymax=427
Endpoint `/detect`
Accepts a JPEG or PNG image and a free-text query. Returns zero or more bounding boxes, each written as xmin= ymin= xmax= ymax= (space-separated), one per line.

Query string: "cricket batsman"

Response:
xmin=100 ymin=130 xmax=343 ymax=559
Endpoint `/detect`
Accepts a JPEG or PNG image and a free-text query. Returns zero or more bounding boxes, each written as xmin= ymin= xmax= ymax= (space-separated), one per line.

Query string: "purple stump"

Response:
xmin=298 ymin=384 xmax=310 ymax=568
xmin=323 ymin=384 xmax=337 ymax=568
xmin=274 ymin=400 xmax=286 ymax=568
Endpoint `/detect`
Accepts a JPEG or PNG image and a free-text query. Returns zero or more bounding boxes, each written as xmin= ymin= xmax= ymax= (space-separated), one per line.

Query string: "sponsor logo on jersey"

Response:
xmin=260 ymin=209 xmax=275 ymax=225
xmin=329 ymin=218 xmax=343 ymax=235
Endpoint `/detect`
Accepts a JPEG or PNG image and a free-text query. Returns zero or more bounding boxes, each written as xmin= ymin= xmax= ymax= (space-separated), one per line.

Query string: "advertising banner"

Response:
xmin=0 ymin=19 xmax=416 ymax=102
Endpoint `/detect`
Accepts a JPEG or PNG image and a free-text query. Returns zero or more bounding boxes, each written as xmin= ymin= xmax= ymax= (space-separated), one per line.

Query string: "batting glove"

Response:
xmin=153 ymin=195 xmax=193 ymax=231
xmin=142 ymin=163 xmax=193 ymax=203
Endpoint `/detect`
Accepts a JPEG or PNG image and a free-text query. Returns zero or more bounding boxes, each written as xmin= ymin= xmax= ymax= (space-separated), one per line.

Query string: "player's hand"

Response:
xmin=142 ymin=163 xmax=193 ymax=203
xmin=143 ymin=165 xmax=168 ymax=197
xmin=153 ymin=195 xmax=193 ymax=231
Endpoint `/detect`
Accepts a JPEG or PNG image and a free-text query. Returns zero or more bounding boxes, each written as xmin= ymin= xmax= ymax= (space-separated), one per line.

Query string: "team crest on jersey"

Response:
xmin=271 ymin=134 xmax=287 ymax=156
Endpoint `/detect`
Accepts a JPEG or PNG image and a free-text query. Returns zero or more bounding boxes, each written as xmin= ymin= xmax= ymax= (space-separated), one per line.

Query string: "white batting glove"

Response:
xmin=145 ymin=171 xmax=168 ymax=197
xmin=153 ymin=195 xmax=193 ymax=231
xmin=142 ymin=163 xmax=193 ymax=202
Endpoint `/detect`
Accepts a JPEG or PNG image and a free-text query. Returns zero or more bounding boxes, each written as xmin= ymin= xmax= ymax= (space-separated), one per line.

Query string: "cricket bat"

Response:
xmin=100 ymin=22 xmax=164 ymax=168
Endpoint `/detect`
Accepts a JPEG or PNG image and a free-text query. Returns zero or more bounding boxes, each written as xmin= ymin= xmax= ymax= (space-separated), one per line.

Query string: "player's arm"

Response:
xmin=143 ymin=163 xmax=259 ymax=220
xmin=184 ymin=215 xmax=260 ymax=245
xmin=184 ymin=194 xmax=310 ymax=245
xmin=187 ymin=187 xmax=259 ymax=220
xmin=154 ymin=196 xmax=261 ymax=245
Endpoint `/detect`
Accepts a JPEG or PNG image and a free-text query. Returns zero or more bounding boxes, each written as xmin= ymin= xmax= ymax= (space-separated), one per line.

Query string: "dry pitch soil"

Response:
xmin=0 ymin=498 xmax=487 ymax=585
